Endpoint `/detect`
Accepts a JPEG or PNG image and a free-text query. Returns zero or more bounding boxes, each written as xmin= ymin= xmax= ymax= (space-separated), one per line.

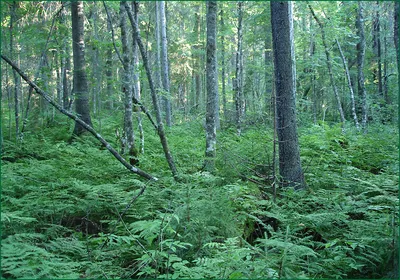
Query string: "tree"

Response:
xmin=234 ymin=1 xmax=244 ymax=136
xmin=204 ymin=0 xmax=218 ymax=172
xmin=271 ymin=1 xmax=306 ymax=189
xmin=309 ymin=4 xmax=346 ymax=127
xmin=159 ymin=1 xmax=172 ymax=127
xmin=395 ymin=2 xmax=399 ymax=65
xmin=71 ymin=1 xmax=93 ymax=136
xmin=356 ymin=2 xmax=368 ymax=130
xmin=120 ymin=2 xmax=138 ymax=165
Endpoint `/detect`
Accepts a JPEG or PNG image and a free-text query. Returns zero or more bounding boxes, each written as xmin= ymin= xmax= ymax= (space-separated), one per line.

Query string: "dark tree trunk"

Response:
xmin=71 ymin=1 xmax=93 ymax=136
xmin=204 ymin=1 xmax=218 ymax=172
xmin=271 ymin=1 xmax=306 ymax=189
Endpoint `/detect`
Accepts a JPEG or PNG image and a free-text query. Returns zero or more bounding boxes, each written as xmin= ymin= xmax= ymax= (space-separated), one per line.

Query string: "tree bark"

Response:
xmin=234 ymin=1 xmax=244 ymax=136
xmin=271 ymin=1 xmax=306 ymax=189
xmin=373 ymin=2 xmax=383 ymax=97
xmin=71 ymin=1 xmax=93 ymax=136
xmin=356 ymin=2 xmax=368 ymax=131
xmin=336 ymin=39 xmax=359 ymax=130
xmin=120 ymin=2 xmax=138 ymax=165
xmin=220 ymin=8 xmax=227 ymax=123
xmin=159 ymin=1 xmax=172 ymax=127
xmin=309 ymin=4 xmax=346 ymax=126
xmin=124 ymin=2 xmax=178 ymax=180
xmin=395 ymin=2 xmax=399 ymax=66
xmin=2 ymin=54 xmax=157 ymax=181
xmin=132 ymin=1 xmax=144 ymax=154
xmin=204 ymin=1 xmax=218 ymax=172
xmin=10 ymin=1 xmax=20 ymax=140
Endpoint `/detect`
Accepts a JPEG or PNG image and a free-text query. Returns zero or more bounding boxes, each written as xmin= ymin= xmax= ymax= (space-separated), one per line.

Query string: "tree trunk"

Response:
xmin=159 ymin=1 xmax=172 ymax=127
xmin=10 ymin=1 xmax=20 ymax=140
xmin=336 ymin=39 xmax=359 ymax=129
xmin=204 ymin=1 xmax=218 ymax=172
xmin=132 ymin=1 xmax=144 ymax=154
xmin=234 ymin=1 xmax=244 ymax=136
xmin=105 ymin=15 xmax=114 ymax=110
xmin=373 ymin=2 xmax=383 ymax=97
xmin=356 ymin=2 xmax=368 ymax=131
xmin=2 ymin=54 xmax=157 ymax=181
xmin=124 ymin=2 xmax=178 ymax=180
xmin=71 ymin=1 xmax=93 ymax=136
xmin=220 ymin=9 xmax=227 ymax=123
xmin=120 ymin=2 xmax=138 ymax=165
xmin=309 ymin=4 xmax=346 ymax=126
xmin=271 ymin=1 xmax=306 ymax=189
xmin=91 ymin=2 xmax=101 ymax=115
xmin=395 ymin=2 xmax=399 ymax=66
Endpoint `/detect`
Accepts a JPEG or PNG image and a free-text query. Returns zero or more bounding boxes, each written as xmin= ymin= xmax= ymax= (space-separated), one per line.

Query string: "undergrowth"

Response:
xmin=1 ymin=113 xmax=398 ymax=279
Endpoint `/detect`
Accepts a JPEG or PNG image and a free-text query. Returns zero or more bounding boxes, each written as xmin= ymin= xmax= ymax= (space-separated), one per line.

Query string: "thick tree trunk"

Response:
xmin=336 ymin=39 xmax=359 ymax=129
xmin=271 ymin=1 xmax=306 ymax=189
xmin=309 ymin=4 xmax=346 ymax=126
xmin=356 ymin=2 xmax=368 ymax=131
xmin=234 ymin=1 xmax=244 ymax=136
xmin=204 ymin=1 xmax=218 ymax=172
xmin=159 ymin=1 xmax=172 ymax=127
xmin=71 ymin=1 xmax=93 ymax=136
xmin=120 ymin=2 xmax=138 ymax=165
xmin=124 ymin=2 xmax=178 ymax=180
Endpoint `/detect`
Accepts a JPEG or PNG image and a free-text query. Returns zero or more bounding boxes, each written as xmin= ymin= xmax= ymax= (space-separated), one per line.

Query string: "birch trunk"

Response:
xmin=204 ymin=1 xmax=218 ymax=172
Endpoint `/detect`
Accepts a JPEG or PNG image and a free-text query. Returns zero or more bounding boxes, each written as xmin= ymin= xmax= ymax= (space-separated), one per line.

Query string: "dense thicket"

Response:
xmin=1 ymin=1 xmax=398 ymax=279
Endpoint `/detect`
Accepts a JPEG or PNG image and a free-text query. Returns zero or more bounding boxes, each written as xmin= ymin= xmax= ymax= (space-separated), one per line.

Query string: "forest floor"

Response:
xmin=1 ymin=113 xmax=398 ymax=279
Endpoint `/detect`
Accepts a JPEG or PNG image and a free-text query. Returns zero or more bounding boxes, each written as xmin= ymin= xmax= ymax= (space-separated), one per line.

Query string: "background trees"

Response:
xmin=1 ymin=1 xmax=398 ymax=279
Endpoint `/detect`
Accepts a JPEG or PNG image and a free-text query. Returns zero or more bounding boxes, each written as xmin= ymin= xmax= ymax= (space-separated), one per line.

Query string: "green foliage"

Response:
xmin=1 ymin=114 xmax=398 ymax=279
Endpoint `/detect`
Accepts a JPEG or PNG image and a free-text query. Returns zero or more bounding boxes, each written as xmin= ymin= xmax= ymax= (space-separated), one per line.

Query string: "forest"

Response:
xmin=1 ymin=1 xmax=399 ymax=279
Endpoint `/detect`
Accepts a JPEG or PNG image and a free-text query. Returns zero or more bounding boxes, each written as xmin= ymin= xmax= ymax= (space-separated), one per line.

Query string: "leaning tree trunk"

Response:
xmin=234 ymin=1 xmax=244 ymax=136
xmin=356 ymin=2 xmax=368 ymax=131
xmin=309 ymin=4 xmax=346 ymax=127
xmin=336 ymin=39 xmax=359 ymax=130
xmin=204 ymin=1 xmax=218 ymax=172
xmin=159 ymin=1 xmax=172 ymax=127
xmin=124 ymin=2 xmax=178 ymax=180
xmin=71 ymin=1 xmax=93 ymax=136
xmin=2 ymin=55 xmax=157 ymax=182
xmin=120 ymin=2 xmax=138 ymax=165
xmin=271 ymin=1 xmax=306 ymax=190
